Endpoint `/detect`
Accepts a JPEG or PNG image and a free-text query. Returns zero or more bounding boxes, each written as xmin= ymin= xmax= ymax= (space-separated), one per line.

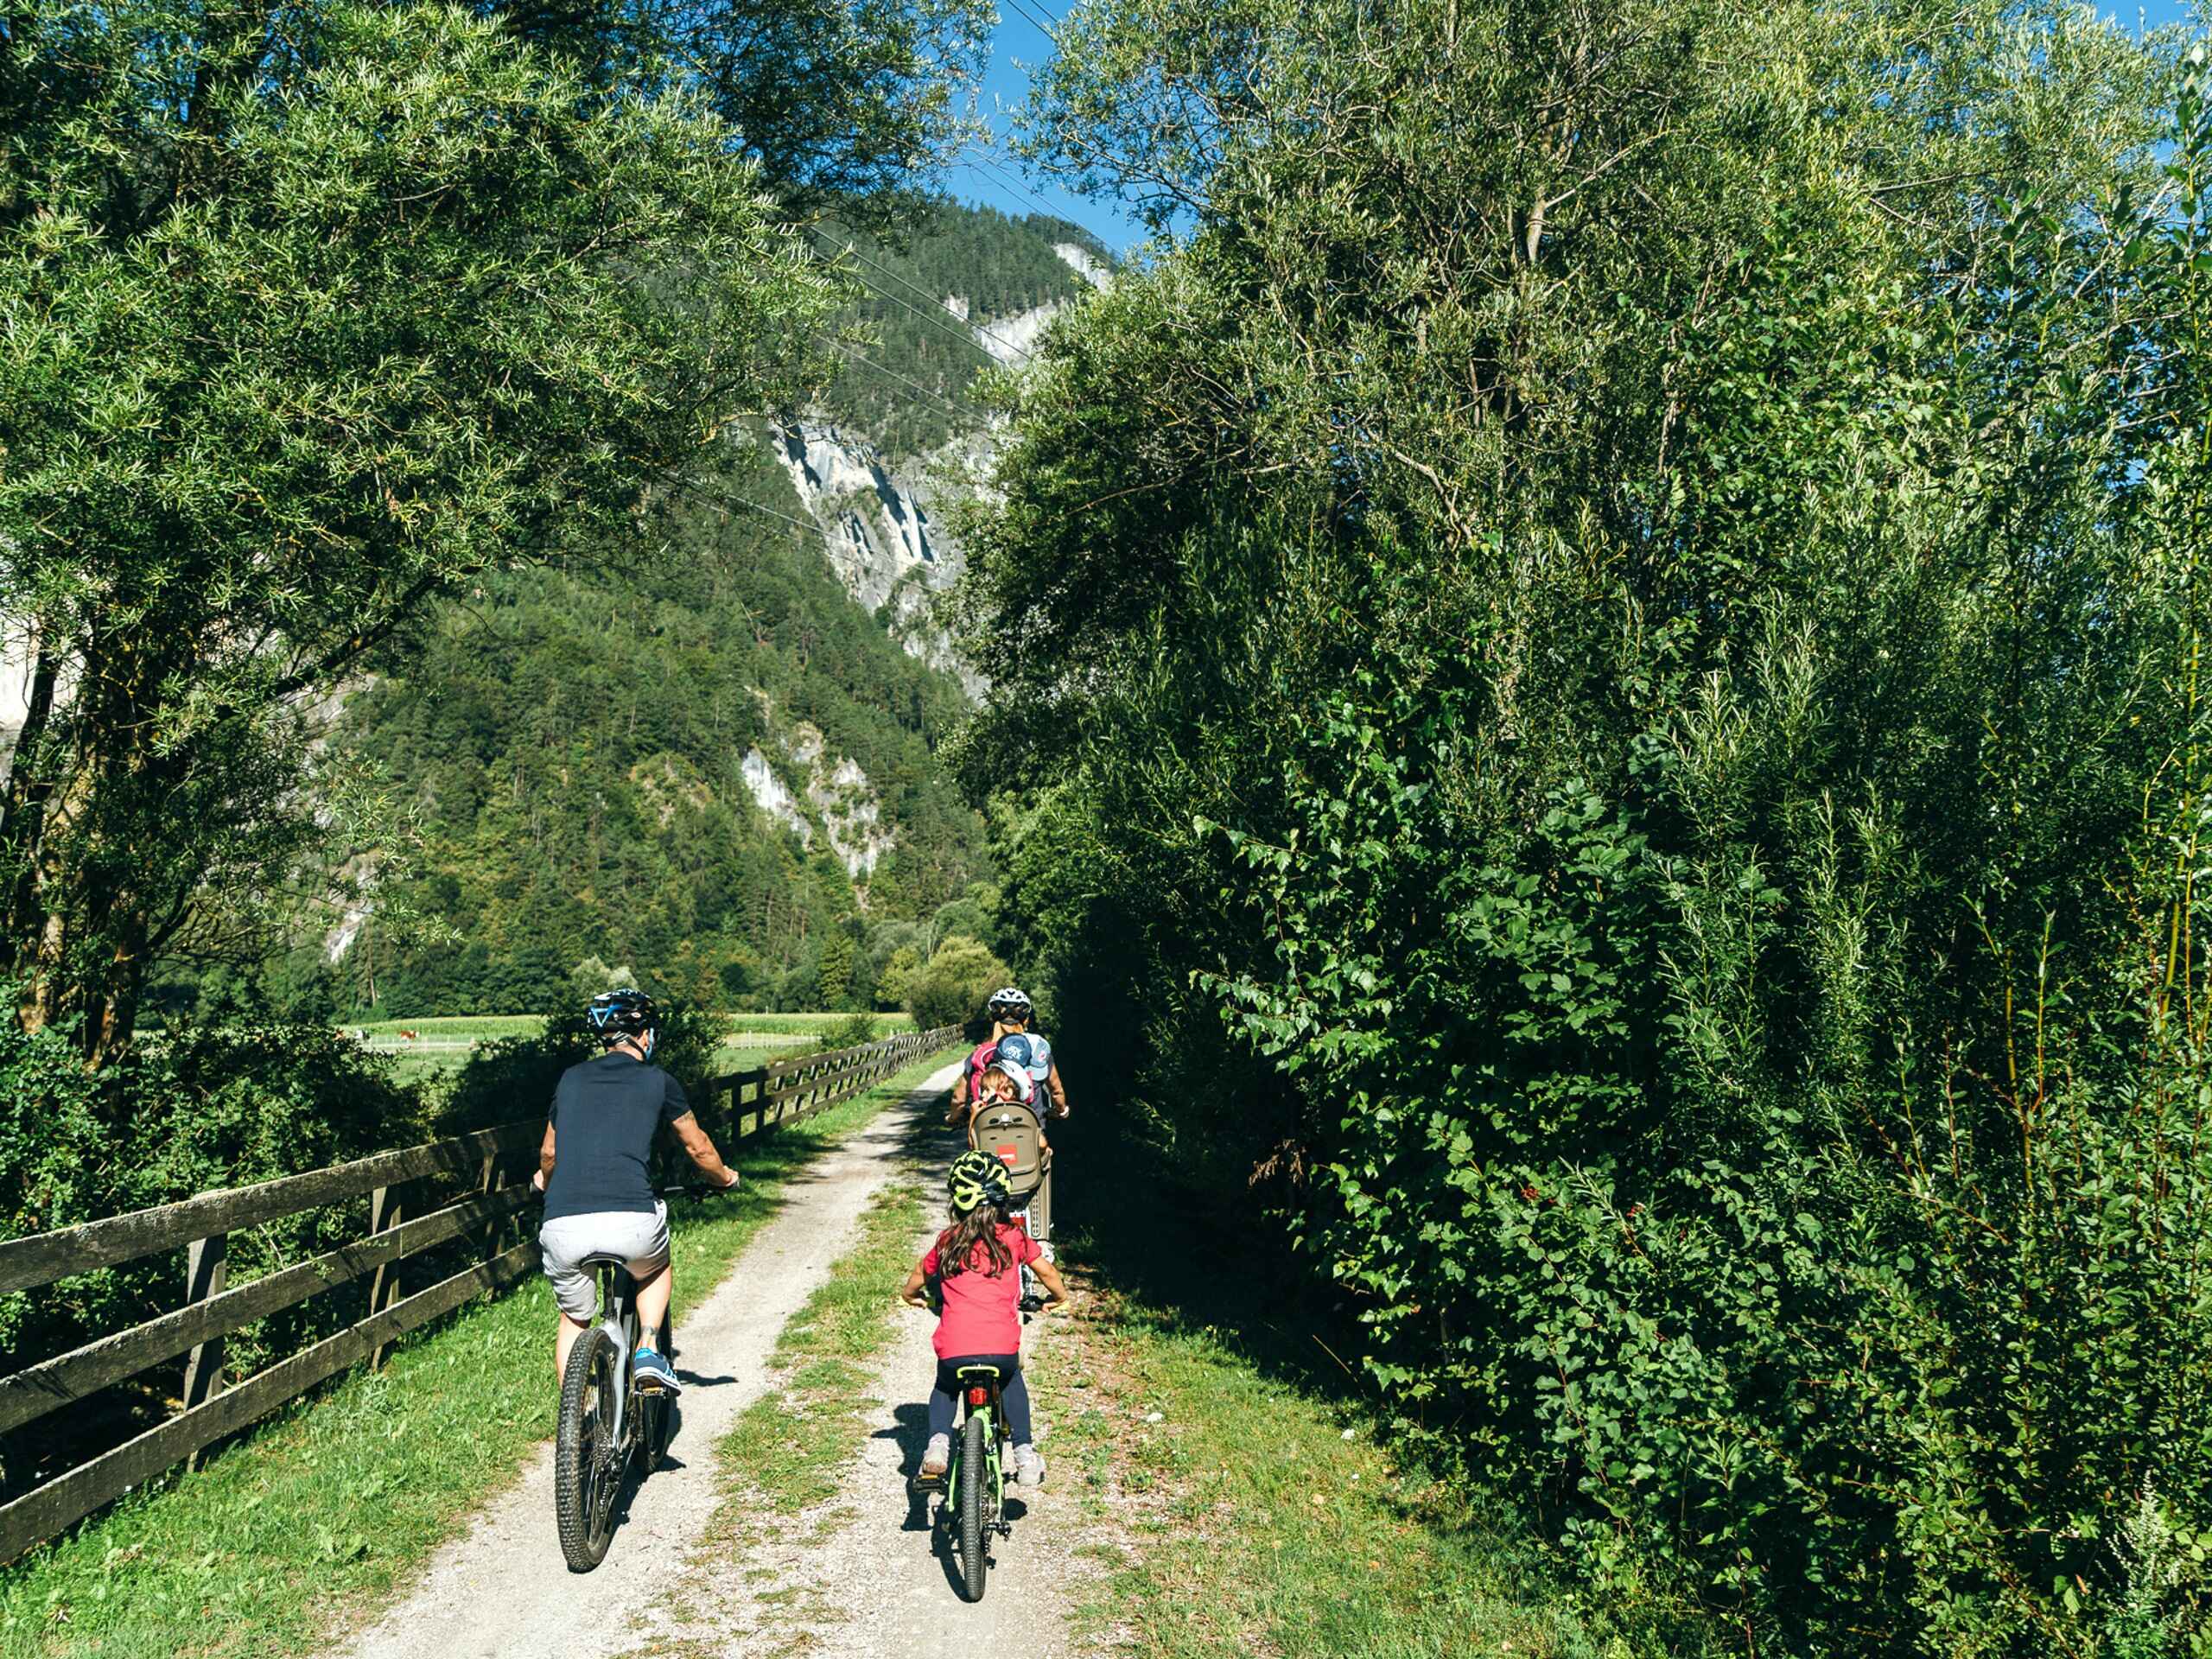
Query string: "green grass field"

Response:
xmin=345 ymin=1012 xmax=918 ymax=1086
xmin=0 ymin=1046 xmax=957 ymax=1659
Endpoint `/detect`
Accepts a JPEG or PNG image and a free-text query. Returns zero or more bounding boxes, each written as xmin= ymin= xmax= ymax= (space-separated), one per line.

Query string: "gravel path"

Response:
xmin=713 ymin=1121 xmax=1093 ymax=1659
xmin=338 ymin=1063 xmax=962 ymax=1659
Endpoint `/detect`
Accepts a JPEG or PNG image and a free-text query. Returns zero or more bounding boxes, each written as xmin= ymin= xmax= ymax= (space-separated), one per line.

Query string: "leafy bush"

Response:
xmin=0 ymin=1008 xmax=426 ymax=1493
xmin=436 ymin=1000 xmax=726 ymax=1135
xmin=811 ymin=1009 xmax=883 ymax=1053
xmin=969 ymin=0 xmax=2211 ymax=1649
xmin=904 ymin=935 xmax=1010 ymax=1033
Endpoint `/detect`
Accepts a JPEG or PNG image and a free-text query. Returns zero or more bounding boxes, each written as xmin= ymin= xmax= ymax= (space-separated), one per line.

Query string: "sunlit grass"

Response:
xmin=0 ymin=1050 xmax=957 ymax=1659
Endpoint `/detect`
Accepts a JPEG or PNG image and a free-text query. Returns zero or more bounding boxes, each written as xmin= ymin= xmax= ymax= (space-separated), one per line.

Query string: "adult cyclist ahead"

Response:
xmin=531 ymin=989 xmax=740 ymax=1393
xmin=945 ymin=986 xmax=1071 ymax=1138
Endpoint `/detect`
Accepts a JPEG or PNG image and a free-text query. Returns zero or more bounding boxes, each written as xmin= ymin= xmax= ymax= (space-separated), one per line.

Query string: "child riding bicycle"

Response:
xmin=900 ymin=1151 xmax=1070 ymax=1486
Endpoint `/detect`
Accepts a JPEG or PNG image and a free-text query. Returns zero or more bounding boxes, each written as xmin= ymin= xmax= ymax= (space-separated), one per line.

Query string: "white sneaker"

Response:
xmin=918 ymin=1433 xmax=950 ymax=1479
xmin=1013 ymin=1443 xmax=1046 ymax=1487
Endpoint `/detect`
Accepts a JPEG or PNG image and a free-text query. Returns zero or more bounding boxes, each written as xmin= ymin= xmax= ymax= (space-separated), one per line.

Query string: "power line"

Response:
xmin=837 ymin=237 xmax=1038 ymax=364
xmin=959 ymin=153 xmax=1064 ymax=227
xmin=828 ymin=340 xmax=977 ymax=423
xmin=815 ymin=228 xmax=1037 ymax=365
xmin=723 ymin=492 xmax=819 ymax=534
xmin=1000 ymin=0 xmax=1063 ymax=41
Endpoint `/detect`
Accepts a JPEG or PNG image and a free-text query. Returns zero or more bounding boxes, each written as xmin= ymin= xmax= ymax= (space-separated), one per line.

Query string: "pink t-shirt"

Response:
xmin=922 ymin=1224 xmax=1042 ymax=1358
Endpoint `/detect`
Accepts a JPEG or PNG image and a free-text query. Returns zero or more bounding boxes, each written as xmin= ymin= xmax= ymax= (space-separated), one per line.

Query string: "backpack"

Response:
xmin=966 ymin=1039 xmax=1034 ymax=1103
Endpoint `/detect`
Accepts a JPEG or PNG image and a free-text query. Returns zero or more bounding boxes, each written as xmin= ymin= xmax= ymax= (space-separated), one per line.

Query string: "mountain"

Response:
xmin=774 ymin=207 xmax=1113 ymax=669
xmin=170 ymin=205 xmax=1110 ymax=1021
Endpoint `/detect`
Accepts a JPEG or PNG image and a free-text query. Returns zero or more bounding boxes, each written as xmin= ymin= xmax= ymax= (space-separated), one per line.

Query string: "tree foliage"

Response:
xmin=904 ymin=933 xmax=1009 ymax=1032
xmin=0 ymin=0 xmax=871 ymax=1061
xmin=222 ymin=434 xmax=988 ymax=1022
xmin=969 ymin=0 xmax=2212 ymax=1649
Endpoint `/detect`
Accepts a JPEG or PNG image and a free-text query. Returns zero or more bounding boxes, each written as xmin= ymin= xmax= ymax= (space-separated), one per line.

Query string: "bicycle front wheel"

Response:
xmin=957 ymin=1412 xmax=990 ymax=1602
xmin=555 ymin=1325 xmax=621 ymax=1571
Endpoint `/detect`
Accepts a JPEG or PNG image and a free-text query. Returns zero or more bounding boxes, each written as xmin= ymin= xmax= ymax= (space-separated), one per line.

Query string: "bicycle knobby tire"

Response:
xmin=957 ymin=1412 xmax=990 ymax=1601
xmin=555 ymin=1326 xmax=620 ymax=1571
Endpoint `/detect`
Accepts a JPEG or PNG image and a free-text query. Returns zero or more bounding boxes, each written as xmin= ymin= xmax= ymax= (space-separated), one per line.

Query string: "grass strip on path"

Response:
xmin=699 ymin=1177 xmax=925 ymax=1535
xmin=0 ymin=1050 xmax=959 ymax=1659
xmin=1032 ymin=1262 xmax=1625 ymax=1659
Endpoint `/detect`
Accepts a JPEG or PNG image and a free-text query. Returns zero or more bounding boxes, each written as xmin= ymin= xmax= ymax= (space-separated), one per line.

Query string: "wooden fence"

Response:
xmin=0 ymin=1023 xmax=959 ymax=1564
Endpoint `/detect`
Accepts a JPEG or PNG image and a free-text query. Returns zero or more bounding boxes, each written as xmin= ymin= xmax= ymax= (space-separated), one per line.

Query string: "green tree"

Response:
xmin=876 ymin=943 xmax=923 ymax=1010
xmin=0 ymin=0 xmax=850 ymax=1060
xmin=904 ymin=934 xmax=1008 ymax=1032
xmin=971 ymin=0 xmax=2198 ymax=1648
xmin=816 ymin=929 xmax=858 ymax=1008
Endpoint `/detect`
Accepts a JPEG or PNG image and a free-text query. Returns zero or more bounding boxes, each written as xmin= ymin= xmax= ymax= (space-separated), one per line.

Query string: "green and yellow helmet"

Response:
xmin=948 ymin=1149 xmax=1013 ymax=1215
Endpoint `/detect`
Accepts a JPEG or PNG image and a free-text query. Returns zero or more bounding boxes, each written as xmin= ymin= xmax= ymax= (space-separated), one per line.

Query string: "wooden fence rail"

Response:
xmin=0 ymin=1023 xmax=959 ymax=1564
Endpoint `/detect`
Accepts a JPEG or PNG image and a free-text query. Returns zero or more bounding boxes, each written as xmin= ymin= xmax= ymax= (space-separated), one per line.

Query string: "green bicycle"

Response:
xmin=936 ymin=1361 xmax=1014 ymax=1601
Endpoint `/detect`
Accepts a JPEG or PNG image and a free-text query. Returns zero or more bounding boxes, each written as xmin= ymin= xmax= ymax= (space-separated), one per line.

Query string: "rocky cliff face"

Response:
xmin=777 ymin=240 xmax=1110 ymax=677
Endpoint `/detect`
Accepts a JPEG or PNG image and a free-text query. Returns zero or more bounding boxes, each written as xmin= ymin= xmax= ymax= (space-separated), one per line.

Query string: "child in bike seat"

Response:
xmin=945 ymin=986 xmax=1071 ymax=1144
xmin=899 ymin=1150 xmax=1070 ymax=1487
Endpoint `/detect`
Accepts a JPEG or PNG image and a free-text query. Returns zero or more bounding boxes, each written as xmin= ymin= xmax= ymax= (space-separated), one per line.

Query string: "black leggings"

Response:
xmin=929 ymin=1354 xmax=1030 ymax=1443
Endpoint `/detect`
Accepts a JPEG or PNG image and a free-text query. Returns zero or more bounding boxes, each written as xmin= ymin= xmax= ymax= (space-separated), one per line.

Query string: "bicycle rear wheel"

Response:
xmin=957 ymin=1412 xmax=990 ymax=1602
xmin=555 ymin=1326 xmax=621 ymax=1571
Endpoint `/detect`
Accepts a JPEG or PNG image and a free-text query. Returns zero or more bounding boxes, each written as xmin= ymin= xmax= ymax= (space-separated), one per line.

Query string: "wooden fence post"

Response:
xmin=181 ymin=1233 xmax=226 ymax=1467
xmin=367 ymin=1185 xmax=403 ymax=1370
xmin=478 ymin=1153 xmax=505 ymax=1263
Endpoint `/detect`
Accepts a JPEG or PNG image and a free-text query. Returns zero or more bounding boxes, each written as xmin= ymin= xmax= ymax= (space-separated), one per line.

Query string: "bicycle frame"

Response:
xmin=946 ymin=1370 xmax=1009 ymax=1521
xmin=588 ymin=1261 xmax=643 ymax=1454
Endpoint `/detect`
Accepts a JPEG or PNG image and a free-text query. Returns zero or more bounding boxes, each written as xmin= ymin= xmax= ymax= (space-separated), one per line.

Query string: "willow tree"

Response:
xmin=0 ymin=0 xmax=909 ymax=1063
xmin=967 ymin=0 xmax=2209 ymax=1648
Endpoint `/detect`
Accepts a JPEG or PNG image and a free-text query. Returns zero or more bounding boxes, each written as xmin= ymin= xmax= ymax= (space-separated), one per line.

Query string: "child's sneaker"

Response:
xmin=918 ymin=1433 xmax=950 ymax=1480
xmin=1013 ymin=1443 xmax=1046 ymax=1487
xmin=632 ymin=1348 xmax=681 ymax=1393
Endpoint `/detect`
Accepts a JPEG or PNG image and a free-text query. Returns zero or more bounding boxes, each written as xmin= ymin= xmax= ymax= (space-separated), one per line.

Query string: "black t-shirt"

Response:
xmin=542 ymin=1053 xmax=691 ymax=1221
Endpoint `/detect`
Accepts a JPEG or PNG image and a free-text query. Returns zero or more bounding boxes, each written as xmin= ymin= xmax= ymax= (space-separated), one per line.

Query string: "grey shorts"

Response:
xmin=538 ymin=1204 xmax=671 ymax=1322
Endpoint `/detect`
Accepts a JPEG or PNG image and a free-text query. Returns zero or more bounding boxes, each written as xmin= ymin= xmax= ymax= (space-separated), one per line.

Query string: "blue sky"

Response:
xmin=952 ymin=1 xmax=2209 ymax=257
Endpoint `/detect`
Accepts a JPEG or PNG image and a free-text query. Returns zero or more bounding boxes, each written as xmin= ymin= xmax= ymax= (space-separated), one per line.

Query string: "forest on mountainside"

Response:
xmin=817 ymin=205 xmax=1112 ymax=454
xmin=139 ymin=203 xmax=1111 ymax=1026
xmin=158 ymin=436 xmax=988 ymax=1022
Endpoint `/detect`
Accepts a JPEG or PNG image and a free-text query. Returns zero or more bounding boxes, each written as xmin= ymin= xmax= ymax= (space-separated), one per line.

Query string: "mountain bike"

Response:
xmin=934 ymin=1362 xmax=1014 ymax=1602
xmin=552 ymin=1181 xmax=730 ymax=1572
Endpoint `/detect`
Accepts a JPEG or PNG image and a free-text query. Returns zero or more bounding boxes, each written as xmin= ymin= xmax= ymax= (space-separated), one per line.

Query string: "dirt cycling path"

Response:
xmin=338 ymin=1064 xmax=976 ymax=1659
xmin=665 ymin=1120 xmax=1097 ymax=1659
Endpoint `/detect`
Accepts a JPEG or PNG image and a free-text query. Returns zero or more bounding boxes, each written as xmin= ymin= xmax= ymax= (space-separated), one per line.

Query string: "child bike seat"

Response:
xmin=971 ymin=1100 xmax=1046 ymax=1193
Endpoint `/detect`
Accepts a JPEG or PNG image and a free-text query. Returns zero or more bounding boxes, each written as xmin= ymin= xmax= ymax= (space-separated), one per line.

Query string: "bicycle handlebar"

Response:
xmin=658 ymin=1178 xmax=740 ymax=1199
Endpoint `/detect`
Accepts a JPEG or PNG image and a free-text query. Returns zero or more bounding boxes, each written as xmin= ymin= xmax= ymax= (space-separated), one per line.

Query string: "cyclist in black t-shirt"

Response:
xmin=531 ymin=989 xmax=738 ymax=1392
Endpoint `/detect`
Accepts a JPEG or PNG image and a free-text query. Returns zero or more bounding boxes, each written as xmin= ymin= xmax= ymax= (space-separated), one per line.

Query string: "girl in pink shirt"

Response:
xmin=900 ymin=1150 xmax=1070 ymax=1484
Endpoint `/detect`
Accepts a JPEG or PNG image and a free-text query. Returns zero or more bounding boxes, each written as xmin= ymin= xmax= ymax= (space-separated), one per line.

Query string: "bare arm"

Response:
xmin=670 ymin=1111 xmax=739 ymax=1187
xmin=1044 ymin=1062 xmax=1070 ymax=1118
xmin=1031 ymin=1256 xmax=1071 ymax=1306
xmin=944 ymin=1071 xmax=970 ymax=1125
xmin=531 ymin=1122 xmax=556 ymax=1192
xmin=899 ymin=1261 xmax=932 ymax=1308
